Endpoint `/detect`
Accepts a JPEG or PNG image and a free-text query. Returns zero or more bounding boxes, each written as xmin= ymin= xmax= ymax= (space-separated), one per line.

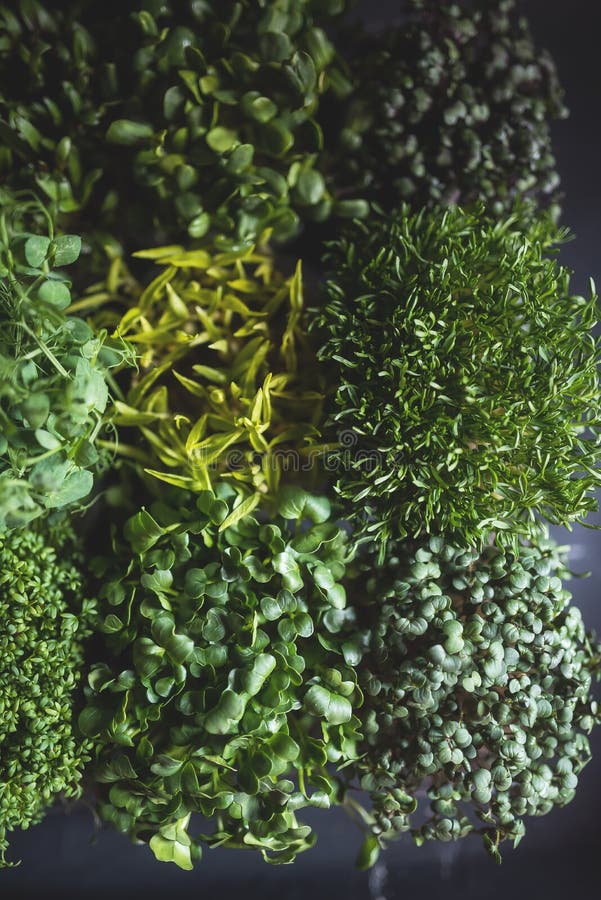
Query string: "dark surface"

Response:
xmin=3 ymin=2 xmax=600 ymax=897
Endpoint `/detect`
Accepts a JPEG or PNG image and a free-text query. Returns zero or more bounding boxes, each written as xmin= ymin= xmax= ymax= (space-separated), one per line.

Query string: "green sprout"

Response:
xmin=80 ymin=484 xmax=361 ymax=870
xmin=88 ymin=240 xmax=327 ymax=511
xmin=0 ymin=518 xmax=96 ymax=866
xmin=0 ymin=0 xmax=365 ymax=252
xmin=0 ymin=192 xmax=134 ymax=530
xmin=314 ymin=204 xmax=601 ymax=550
xmin=343 ymin=528 xmax=601 ymax=864
xmin=331 ymin=0 xmax=567 ymax=216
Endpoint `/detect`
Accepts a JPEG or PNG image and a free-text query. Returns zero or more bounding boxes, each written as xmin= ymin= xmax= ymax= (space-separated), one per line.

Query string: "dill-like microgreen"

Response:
xmin=315 ymin=204 xmax=601 ymax=549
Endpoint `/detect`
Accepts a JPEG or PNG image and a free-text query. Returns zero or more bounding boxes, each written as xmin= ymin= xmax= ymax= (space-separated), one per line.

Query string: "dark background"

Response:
xmin=3 ymin=2 xmax=600 ymax=897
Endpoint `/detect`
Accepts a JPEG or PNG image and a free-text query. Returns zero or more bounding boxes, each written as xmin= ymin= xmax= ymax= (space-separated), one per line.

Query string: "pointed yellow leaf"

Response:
xmin=133 ymin=245 xmax=183 ymax=260
xmin=173 ymin=370 xmax=209 ymax=398
xmin=144 ymin=469 xmax=195 ymax=488
xmin=218 ymin=492 xmax=261 ymax=531
xmin=113 ymin=401 xmax=165 ymax=426
xmin=190 ymin=364 xmax=228 ymax=384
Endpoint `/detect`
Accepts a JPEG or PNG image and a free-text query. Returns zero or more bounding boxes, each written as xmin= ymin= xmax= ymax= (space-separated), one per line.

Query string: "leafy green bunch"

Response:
xmin=0 ymin=519 xmax=96 ymax=866
xmin=0 ymin=0 xmax=364 ymax=250
xmin=0 ymin=1 xmax=103 ymax=230
xmin=0 ymin=193 xmax=134 ymax=531
xmin=331 ymin=0 xmax=567 ymax=215
xmin=99 ymin=0 xmax=365 ymax=245
xmin=93 ymin=242 xmax=325 ymax=512
xmin=80 ymin=485 xmax=361 ymax=869
xmin=314 ymin=204 xmax=601 ymax=549
xmin=343 ymin=528 xmax=600 ymax=864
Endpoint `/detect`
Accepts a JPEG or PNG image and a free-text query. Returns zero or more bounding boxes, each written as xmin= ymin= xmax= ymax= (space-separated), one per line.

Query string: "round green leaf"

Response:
xmin=206 ymin=126 xmax=239 ymax=153
xmin=24 ymin=235 xmax=50 ymax=267
xmin=38 ymin=279 xmax=71 ymax=309
xmin=106 ymin=119 xmax=154 ymax=145
xmin=52 ymin=234 xmax=82 ymax=266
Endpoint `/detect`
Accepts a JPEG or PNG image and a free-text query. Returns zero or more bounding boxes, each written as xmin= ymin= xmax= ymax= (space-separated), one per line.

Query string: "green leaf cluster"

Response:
xmin=314 ymin=204 xmax=601 ymax=549
xmin=0 ymin=519 xmax=96 ymax=866
xmin=0 ymin=0 xmax=364 ymax=251
xmin=1 ymin=0 xmax=599 ymax=877
xmin=344 ymin=528 xmax=601 ymax=862
xmin=92 ymin=242 xmax=325 ymax=504
xmin=0 ymin=194 xmax=135 ymax=530
xmin=330 ymin=0 xmax=566 ymax=215
xmin=0 ymin=3 xmax=103 ymax=227
xmin=80 ymin=485 xmax=361 ymax=869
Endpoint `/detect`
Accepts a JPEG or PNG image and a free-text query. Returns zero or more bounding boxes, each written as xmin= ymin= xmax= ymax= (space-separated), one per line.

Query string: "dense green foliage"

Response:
xmin=344 ymin=528 xmax=600 ymax=863
xmin=0 ymin=0 xmax=364 ymax=251
xmin=80 ymin=485 xmax=361 ymax=869
xmin=332 ymin=0 xmax=566 ymax=215
xmin=315 ymin=205 xmax=601 ymax=549
xmin=0 ymin=519 xmax=96 ymax=865
xmin=0 ymin=2 xmax=101 ymax=231
xmin=90 ymin=242 xmax=325 ymax=507
xmin=0 ymin=193 xmax=134 ymax=531
xmin=0 ymin=0 xmax=599 ymax=877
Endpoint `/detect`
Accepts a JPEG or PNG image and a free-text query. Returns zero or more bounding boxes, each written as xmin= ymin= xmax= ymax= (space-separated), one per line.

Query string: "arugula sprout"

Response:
xmin=0 ymin=192 xmax=135 ymax=530
xmin=0 ymin=518 xmax=96 ymax=866
xmin=330 ymin=0 xmax=566 ymax=216
xmin=88 ymin=241 xmax=326 ymax=507
xmin=342 ymin=528 xmax=601 ymax=864
xmin=314 ymin=204 xmax=601 ymax=550
xmin=80 ymin=484 xmax=361 ymax=869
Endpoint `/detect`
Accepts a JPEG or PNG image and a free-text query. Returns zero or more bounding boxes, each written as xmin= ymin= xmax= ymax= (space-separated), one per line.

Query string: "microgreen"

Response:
xmin=342 ymin=528 xmax=601 ymax=864
xmin=89 ymin=241 xmax=326 ymax=503
xmin=315 ymin=204 xmax=601 ymax=549
xmin=0 ymin=192 xmax=134 ymax=530
xmin=0 ymin=519 xmax=96 ymax=866
xmin=80 ymin=484 xmax=361 ymax=869
xmin=331 ymin=0 xmax=566 ymax=216
xmin=0 ymin=0 xmax=365 ymax=251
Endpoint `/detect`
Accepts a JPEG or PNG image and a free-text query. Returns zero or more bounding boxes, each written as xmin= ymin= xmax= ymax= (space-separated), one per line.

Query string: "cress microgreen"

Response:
xmin=0 ymin=519 xmax=96 ymax=866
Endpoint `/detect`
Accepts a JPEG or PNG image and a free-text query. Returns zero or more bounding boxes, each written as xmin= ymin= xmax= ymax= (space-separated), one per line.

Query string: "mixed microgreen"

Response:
xmin=0 ymin=0 xmax=365 ymax=252
xmin=0 ymin=0 xmax=599 ymax=878
xmin=342 ymin=528 xmax=600 ymax=864
xmin=330 ymin=0 xmax=566 ymax=216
